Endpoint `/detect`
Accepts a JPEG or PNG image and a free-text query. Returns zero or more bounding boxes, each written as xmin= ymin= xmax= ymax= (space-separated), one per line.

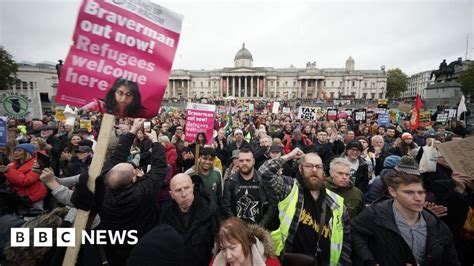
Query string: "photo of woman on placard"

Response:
xmin=82 ymin=78 xmax=146 ymax=117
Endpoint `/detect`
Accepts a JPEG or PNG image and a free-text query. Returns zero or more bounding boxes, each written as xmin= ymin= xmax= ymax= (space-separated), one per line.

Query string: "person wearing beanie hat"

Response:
xmin=0 ymin=142 xmax=47 ymax=207
xmin=389 ymin=132 xmax=419 ymax=157
xmin=228 ymin=128 xmax=250 ymax=161
xmin=394 ymin=155 xmax=420 ymax=176
xmin=365 ymin=155 xmax=402 ymax=203
xmin=127 ymin=224 xmax=185 ymax=266
xmin=344 ymin=140 xmax=370 ymax=193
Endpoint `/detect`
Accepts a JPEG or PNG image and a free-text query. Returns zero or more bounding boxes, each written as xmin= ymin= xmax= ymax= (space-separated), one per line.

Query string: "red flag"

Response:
xmin=410 ymin=95 xmax=423 ymax=130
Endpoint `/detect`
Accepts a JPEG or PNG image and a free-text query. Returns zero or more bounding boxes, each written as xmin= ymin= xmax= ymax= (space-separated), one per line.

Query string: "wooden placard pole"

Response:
xmin=194 ymin=144 xmax=200 ymax=174
xmin=63 ymin=113 xmax=115 ymax=266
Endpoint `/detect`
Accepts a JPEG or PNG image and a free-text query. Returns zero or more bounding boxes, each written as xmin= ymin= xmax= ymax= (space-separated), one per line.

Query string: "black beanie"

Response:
xmin=127 ymin=224 xmax=185 ymax=266
xmin=346 ymin=140 xmax=363 ymax=152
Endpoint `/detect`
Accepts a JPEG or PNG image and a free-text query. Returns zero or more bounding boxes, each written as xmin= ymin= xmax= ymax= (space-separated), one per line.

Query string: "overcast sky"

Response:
xmin=0 ymin=0 xmax=472 ymax=75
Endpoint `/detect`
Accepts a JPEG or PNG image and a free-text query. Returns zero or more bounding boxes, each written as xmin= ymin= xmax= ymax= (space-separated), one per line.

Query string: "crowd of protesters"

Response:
xmin=0 ymin=99 xmax=472 ymax=266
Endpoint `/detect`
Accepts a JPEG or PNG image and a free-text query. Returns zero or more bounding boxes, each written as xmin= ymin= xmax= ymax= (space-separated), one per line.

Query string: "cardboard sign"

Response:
xmin=298 ymin=106 xmax=317 ymax=120
xmin=390 ymin=110 xmax=400 ymax=124
xmin=55 ymin=108 xmax=66 ymax=122
xmin=436 ymin=112 xmax=449 ymax=123
xmin=437 ymin=136 xmax=474 ymax=177
xmin=0 ymin=118 xmax=7 ymax=148
xmin=334 ymin=99 xmax=351 ymax=106
xmin=420 ymin=111 xmax=431 ymax=122
xmin=327 ymin=109 xmax=338 ymax=121
xmin=272 ymin=102 xmax=280 ymax=114
xmin=56 ymin=0 xmax=183 ymax=118
xmin=79 ymin=119 xmax=92 ymax=132
xmin=185 ymin=103 xmax=215 ymax=145
xmin=354 ymin=109 xmax=366 ymax=122
xmin=377 ymin=113 xmax=390 ymax=127
xmin=0 ymin=90 xmax=43 ymax=120
xmin=398 ymin=103 xmax=412 ymax=113
xmin=446 ymin=108 xmax=457 ymax=119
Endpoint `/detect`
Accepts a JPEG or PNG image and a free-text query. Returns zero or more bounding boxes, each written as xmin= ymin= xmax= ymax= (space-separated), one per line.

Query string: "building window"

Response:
xmin=379 ymin=92 xmax=383 ymax=98
xmin=323 ymin=81 xmax=326 ymax=86
xmin=285 ymin=81 xmax=288 ymax=87
xmin=363 ymin=93 xmax=367 ymax=99
xmin=331 ymin=81 xmax=334 ymax=86
xmin=371 ymin=93 xmax=376 ymax=99
xmin=30 ymin=82 xmax=34 ymax=89
xmin=277 ymin=81 xmax=280 ymax=87
xmin=352 ymin=81 xmax=355 ymax=86
xmin=192 ymin=81 xmax=195 ymax=86
xmin=330 ymin=92 xmax=335 ymax=98
xmin=339 ymin=81 xmax=342 ymax=86
xmin=293 ymin=81 xmax=296 ymax=86
xmin=200 ymin=81 xmax=203 ymax=87
xmin=22 ymin=82 xmax=27 ymax=89
xmin=364 ymin=82 xmax=367 ymax=88
xmin=271 ymin=81 xmax=274 ymax=86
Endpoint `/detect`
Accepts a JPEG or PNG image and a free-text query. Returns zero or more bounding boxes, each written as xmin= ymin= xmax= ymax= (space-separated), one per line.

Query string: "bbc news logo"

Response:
xmin=10 ymin=228 xmax=138 ymax=247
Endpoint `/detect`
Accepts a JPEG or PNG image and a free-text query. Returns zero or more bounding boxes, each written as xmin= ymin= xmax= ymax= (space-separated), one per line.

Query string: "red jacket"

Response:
xmin=5 ymin=157 xmax=47 ymax=203
xmin=164 ymin=143 xmax=178 ymax=175
xmin=284 ymin=135 xmax=313 ymax=154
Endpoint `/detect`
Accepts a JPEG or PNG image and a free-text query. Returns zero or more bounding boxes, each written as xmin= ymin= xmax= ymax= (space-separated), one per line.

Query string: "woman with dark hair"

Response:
xmin=82 ymin=78 xmax=145 ymax=117
xmin=189 ymin=132 xmax=207 ymax=156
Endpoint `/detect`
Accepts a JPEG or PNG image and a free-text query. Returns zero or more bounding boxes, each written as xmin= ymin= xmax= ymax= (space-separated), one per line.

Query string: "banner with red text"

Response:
xmin=185 ymin=103 xmax=215 ymax=145
xmin=56 ymin=0 xmax=183 ymax=118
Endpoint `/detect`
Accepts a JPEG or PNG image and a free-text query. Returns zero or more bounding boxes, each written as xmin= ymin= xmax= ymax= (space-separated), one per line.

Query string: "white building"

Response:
xmin=166 ymin=44 xmax=387 ymax=100
xmin=11 ymin=61 xmax=58 ymax=104
xmin=402 ymin=70 xmax=434 ymax=99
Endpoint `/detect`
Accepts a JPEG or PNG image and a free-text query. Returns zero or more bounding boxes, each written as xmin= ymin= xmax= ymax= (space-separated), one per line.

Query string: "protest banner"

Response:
xmin=398 ymin=103 xmax=412 ymax=113
xmin=436 ymin=112 xmax=449 ymax=123
xmin=272 ymin=102 xmax=280 ymax=114
xmin=374 ymin=108 xmax=387 ymax=114
xmin=79 ymin=119 xmax=92 ymax=132
xmin=377 ymin=99 xmax=388 ymax=108
xmin=389 ymin=110 xmax=400 ymax=124
xmin=354 ymin=109 xmax=366 ymax=122
xmin=338 ymin=112 xmax=348 ymax=119
xmin=0 ymin=90 xmax=43 ymax=120
xmin=56 ymin=0 xmax=183 ymax=118
xmin=60 ymin=1 xmax=183 ymax=264
xmin=249 ymin=103 xmax=255 ymax=113
xmin=185 ymin=103 xmax=215 ymax=145
xmin=334 ymin=99 xmax=351 ymax=106
xmin=282 ymin=107 xmax=291 ymax=114
xmin=327 ymin=108 xmax=338 ymax=121
xmin=0 ymin=117 xmax=7 ymax=149
xmin=378 ymin=112 xmax=390 ymax=127
xmin=298 ymin=106 xmax=317 ymax=120
xmin=437 ymin=136 xmax=474 ymax=177
xmin=446 ymin=108 xmax=457 ymax=119
xmin=420 ymin=111 xmax=431 ymax=122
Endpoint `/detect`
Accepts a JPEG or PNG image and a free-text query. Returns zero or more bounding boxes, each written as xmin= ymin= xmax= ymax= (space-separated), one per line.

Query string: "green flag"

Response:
xmin=224 ymin=110 xmax=233 ymax=135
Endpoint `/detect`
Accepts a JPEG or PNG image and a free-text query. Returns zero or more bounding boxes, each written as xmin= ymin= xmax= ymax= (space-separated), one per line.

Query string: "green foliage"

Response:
xmin=0 ymin=46 xmax=18 ymax=90
xmin=458 ymin=63 xmax=474 ymax=98
xmin=386 ymin=68 xmax=408 ymax=99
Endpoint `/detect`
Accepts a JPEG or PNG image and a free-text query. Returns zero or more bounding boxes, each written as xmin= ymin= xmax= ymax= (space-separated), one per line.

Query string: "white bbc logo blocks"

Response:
xmin=57 ymin=228 xmax=75 ymax=247
xmin=10 ymin=228 xmax=29 ymax=247
xmin=33 ymin=228 xmax=53 ymax=247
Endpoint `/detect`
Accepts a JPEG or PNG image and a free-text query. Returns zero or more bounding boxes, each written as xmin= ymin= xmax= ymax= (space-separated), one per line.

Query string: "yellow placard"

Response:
xmin=55 ymin=109 xmax=65 ymax=122
xmin=79 ymin=120 xmax=92 ymax=132
xmin=420 ymin=111 xmax=431 ymax=122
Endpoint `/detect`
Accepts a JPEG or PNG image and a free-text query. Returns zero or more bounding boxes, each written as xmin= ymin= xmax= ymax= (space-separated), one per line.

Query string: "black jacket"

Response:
xmin=160 ymin=189 xmax=219 ymax=266
xmin=351 ymin=199 xmax=460 ymax=266
xmin=221 ymin=170 xmax=277 ymax=229
xmin=99 ymin=133 xmax=167 ymax=238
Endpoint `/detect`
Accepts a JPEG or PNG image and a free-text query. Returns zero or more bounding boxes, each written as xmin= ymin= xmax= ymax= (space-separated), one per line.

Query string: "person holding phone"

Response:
xmin=0 ymin=143 xmax=47 ymax=210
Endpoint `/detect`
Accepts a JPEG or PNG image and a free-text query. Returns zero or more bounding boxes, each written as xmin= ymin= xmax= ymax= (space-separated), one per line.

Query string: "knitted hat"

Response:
xmin=78 ymin=139 xmax=93 ymax=148
xmin=401 ymin=132 xmax=413 ymax=141
xmin=383 ymin=155 xmax=401 ymax=169
xmin=346 ymin=140 xmax=363 ymax=152
xmin=14 ymin=143 xmax=36 ymax=155
xmin=355 ymin=136 xmax=369 ymax=143
xmin=127 ymin=224 xmax=185 ymax=266
xmin=77 ymin=146 xmax=93 ymax=153
xmin=394 ymin=155 xmax=420 ymax=175
xmin=231 ymin=149 xmax=240 ymax=159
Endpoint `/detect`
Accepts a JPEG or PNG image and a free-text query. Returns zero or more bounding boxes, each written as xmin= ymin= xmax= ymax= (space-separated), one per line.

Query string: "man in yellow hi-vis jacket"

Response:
xmin=258 ymin=147 xmax=352 ymax=266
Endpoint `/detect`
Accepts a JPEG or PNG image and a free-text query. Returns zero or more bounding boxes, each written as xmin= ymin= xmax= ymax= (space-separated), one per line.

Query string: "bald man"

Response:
xmin=160 ymin=173 xmax=219 ymax=266
xmin=99 ymin=118 xmax=167 ymax=266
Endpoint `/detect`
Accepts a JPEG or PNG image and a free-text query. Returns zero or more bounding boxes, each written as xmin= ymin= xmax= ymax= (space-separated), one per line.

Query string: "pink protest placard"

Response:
xmin=185 ymin=103 xmax=216 ymax=145
xmin=56 ymin=0 xmax=183 ymax=118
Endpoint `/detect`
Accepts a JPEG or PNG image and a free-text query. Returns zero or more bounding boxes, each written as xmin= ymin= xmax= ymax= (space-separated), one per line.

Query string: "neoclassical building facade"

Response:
xmin=166 ymin=44 xmax=387 ymax=100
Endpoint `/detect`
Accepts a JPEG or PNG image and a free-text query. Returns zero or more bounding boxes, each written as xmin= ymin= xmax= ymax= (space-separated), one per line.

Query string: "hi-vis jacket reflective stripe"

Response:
xmin=271 ymin=180 xmax=344 ymax=265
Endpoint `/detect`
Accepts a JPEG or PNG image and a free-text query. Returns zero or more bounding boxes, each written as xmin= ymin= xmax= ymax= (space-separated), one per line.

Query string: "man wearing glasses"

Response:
xmin=258 ymin=147 xmax=352 ymax=265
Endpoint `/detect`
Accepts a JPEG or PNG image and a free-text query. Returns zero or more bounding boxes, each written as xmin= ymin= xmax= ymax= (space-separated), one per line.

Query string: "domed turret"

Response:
xmin=345 ymin=56 xmax=355 ymax=71
xmin=234 ymin=43 xmax=253 ymax=67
